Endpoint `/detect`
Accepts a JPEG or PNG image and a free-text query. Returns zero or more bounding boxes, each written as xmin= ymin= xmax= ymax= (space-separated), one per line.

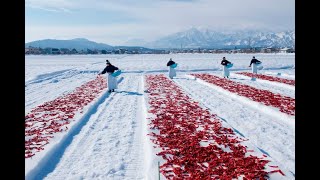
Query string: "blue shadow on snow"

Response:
xmin=257 ymin=147 xmax=270 ymax=157
xmin=117 ymin=91 xmax=142 ymax=96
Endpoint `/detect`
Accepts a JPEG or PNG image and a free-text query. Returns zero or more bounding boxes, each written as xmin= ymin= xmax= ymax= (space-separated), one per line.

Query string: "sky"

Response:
xmin=25 ymin=0 xmax=295 ymax=46
xmin=25 ymin=53 xmax=295 ymax=179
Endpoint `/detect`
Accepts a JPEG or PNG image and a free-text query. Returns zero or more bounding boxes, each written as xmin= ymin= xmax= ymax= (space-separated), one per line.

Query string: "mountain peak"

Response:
xmin=25 ymin=38 xmax=113 ymax=50
xmin=71 ymin=38 xmax=90 ymax=41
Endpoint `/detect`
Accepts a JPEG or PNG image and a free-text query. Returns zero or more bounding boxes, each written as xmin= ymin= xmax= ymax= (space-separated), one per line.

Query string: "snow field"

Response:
xmin=25 ymin=54 xmax=295 ymax=179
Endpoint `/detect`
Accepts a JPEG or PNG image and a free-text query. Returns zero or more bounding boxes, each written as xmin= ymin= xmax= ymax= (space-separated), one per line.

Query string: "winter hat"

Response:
xmin=253 ymin=56 xmax=255 ymax=58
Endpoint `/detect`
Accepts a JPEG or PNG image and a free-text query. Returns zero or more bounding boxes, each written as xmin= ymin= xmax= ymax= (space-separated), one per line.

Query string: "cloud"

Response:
xmin=26 ymin=0 xmax=76 ymax=12
xmin=26 ymin=0 xmax=294 ymax=44
xmin=25 ymin=0 xmax=149 ymax=13
xmin=169 ymin=0 xmax=195 ymax=1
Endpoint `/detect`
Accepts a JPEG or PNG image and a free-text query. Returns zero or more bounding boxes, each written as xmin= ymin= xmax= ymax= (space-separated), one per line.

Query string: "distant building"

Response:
xmin=43 ymin=48 xmax=60 ymax=54
xmin=280 ymin=47 xmax=295 ymax=53
xmin=71 ymin=48 xmax=78 ymax=54
xmin=287 ymin=48 xmax=295 ymax=53
xmin=260 ymin=47 xmax=279 ymax=53
xmin=60 ymin=48 xmax=71 ymax=54
xmin=279 ymin=47 xmax=290 ymax=53
xmin=25 ymin=46 xmax=41 ymax=54
xmin=52 ymin=48 xmax=60 ymax=54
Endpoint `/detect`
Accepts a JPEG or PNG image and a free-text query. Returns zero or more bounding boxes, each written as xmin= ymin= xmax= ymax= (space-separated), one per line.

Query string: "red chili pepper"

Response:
xmin=269 ymin=169 xmax=285 ymax=176
xmin=237 ymin=72 xmax=295 ymax=86
xmin=25 ymin=76 xmax=107 ymax=158
xmin=144 ymin=74 xmax=279 ymax=179
xmin=269 ymin=165 xmax=279 ymax=168
xmin=191 ymin=73 xmax=295 ymax=116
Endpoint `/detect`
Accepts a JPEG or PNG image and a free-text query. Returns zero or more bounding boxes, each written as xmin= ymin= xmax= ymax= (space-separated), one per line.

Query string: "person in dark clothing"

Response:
xmin=98 ymin=60 xmax=119 ymax=92
xmin=99 ymin=61 xmax=119 ymax=74
xmin=167 ymin=58 xmax=175 ymax=66
xmin=249 ymin=56 xmax=261 ymax=73
xmin=166 ymin=58 xmax=177 ymax=79
xmin=221 ymin=57 xmax=231 ymax=65
xmin=221 ymin=57 xmax=231 ymax=78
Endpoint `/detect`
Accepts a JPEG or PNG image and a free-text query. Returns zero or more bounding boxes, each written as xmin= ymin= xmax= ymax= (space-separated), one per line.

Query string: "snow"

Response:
xmin=226 ymin=72 xmax=295 ymax=97
xmin=187 ymin=75 xmax=294 ymax=126
xmin=25 ymin=53 xmax=295 ymax=179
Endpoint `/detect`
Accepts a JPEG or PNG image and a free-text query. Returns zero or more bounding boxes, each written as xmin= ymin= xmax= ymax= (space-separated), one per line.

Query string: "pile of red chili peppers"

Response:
xmin=236 ymin=72 xmax=295 ymax=86
xmin=25 ymin=76 xmax=106 ymax=158
xmin=145 ymin=74 xmax=284 ymax=179
xmin=191 ymin=73 xmax=295 ymax=116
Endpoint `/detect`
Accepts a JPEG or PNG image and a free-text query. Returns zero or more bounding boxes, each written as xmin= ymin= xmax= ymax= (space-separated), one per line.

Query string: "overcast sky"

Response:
xmin=25 ymin=0 xmax=295 ymax=45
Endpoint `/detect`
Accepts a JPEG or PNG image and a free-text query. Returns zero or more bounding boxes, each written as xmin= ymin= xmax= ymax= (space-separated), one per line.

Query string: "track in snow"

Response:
xmin=35 ymin=74 xmax=146 ymax=180
xmin=227 ymin=72 xmax=295 ymax=98
xmin=25 ymin=70 xmax=95 ymax=113
xmin=236 ymin=72 xmax=295 ymax=86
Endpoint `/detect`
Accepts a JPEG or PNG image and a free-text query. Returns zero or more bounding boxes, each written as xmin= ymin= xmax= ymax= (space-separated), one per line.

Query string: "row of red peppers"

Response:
xmin=145 ymin=74 xmax=284 ymax=179
xmin=191 ymin=73 xmax=295 ymax=116
xmin=25 ymin=76 xmax=107 ymax=158
xmin=236 ymin=72 xmax=295 ymax=86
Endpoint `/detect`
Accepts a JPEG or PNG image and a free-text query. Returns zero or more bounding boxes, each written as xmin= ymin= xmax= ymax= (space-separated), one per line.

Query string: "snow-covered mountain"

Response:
xmin=145 ymin=28 xmax=295 ymax=49
xmin=25 ymin=38 xmax=113 ymax=50
xmin=25 ymin=28 xmax=295 ymax=50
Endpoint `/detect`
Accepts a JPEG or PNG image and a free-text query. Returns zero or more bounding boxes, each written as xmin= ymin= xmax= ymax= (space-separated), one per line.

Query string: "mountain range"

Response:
xmin=26 ymin=28 xmax=295 ymax=50
xmin=143 ymin=28 xmax=295 ymax=49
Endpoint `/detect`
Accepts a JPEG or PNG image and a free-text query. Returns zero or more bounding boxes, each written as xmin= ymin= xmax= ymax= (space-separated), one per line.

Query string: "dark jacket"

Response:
xmin=167 ymin=60 xmax=175 ymax=66
xmin=100 ymin=65 xmax=119 ymax=74
xmin=250 ymin=58 xmax=261 ymax=66
xmin=221 ymin=59 xmax=231 ymax=66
